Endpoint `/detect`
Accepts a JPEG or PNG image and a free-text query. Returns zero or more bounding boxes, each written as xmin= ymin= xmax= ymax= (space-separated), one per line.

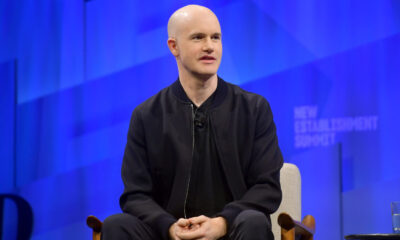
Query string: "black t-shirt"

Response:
xmin=185 ymin=88 xmax=233 ymax=218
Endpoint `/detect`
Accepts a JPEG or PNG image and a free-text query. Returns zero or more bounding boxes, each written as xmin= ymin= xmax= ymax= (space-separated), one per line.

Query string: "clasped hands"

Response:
xmin=169 ymin=215 xmax=227 ymax=240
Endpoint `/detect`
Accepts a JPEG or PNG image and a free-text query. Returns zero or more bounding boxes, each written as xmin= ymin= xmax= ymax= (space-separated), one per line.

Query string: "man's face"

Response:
xmin=173 ymin=12 xmax=222 ymax=78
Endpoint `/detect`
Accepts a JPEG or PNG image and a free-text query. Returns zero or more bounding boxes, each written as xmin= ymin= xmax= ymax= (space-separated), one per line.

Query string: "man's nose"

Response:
xmin=202 ymin=38 xmax=214 ymax=53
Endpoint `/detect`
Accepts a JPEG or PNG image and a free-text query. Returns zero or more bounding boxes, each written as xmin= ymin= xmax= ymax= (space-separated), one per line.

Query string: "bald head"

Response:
xmin=166 ymin=4 xmax=223 ymax=80
xmin=167 ymin=5 xmax=220 ymax=39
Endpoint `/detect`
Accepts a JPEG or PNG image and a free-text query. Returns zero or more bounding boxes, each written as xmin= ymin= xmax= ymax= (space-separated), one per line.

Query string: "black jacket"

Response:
xmin=120 ymin=77 xmax=283 ymax=240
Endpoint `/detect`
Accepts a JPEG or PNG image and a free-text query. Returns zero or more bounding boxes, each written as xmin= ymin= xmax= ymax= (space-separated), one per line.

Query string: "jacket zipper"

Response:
xmin=183 ymin=103 xmax=196 ymax=219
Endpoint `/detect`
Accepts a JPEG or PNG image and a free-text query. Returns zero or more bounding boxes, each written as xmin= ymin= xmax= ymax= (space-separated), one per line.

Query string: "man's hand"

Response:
xmin=169 ymin=218 xmax=193 ymax=240
xmin=170 ymin=215 xmax=227 ymax=240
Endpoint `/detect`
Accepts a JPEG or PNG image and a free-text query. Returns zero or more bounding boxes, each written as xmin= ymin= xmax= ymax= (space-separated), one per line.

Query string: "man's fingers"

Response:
xmin=176 ymin=227 xmax=204 ymax=239
xmin=177 ymin=218 xmax=190 ymax=227
xmin=188 ymin=215 xmax=209 ymax=224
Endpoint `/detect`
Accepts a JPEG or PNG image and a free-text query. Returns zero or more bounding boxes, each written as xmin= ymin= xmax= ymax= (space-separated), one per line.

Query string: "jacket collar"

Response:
xmin=171 ymin=76 xmax=228 ymax=109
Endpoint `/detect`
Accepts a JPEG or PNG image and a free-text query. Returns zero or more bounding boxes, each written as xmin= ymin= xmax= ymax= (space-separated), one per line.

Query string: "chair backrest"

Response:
xmin=271 ymin=163 xmax=301 ymax=240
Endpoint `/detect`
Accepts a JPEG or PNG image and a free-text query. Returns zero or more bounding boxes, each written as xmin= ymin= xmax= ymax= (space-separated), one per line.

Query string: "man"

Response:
xmin=102 ymin=4 xmax=283 ymax=240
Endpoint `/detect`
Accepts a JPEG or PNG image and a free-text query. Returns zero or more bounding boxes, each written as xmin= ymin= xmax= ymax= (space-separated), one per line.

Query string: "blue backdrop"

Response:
xmin=1 ymin=0 xmax=400 ymax=239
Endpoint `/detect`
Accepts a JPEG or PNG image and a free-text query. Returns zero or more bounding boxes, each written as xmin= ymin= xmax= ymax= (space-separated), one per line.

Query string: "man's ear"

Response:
xmin=167 ymin=38 xmax=179 ymax=56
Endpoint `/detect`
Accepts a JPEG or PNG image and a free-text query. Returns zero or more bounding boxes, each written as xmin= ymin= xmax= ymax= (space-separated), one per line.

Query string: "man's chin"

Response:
xmin=193 ymin=72 xmax=218 ymax=81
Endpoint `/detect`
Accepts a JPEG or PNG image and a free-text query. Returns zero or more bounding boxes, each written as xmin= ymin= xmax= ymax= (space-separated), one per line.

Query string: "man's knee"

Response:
xmin=102 ymin=213 xmax=158 ymax=240
xmin=229 ymin=210 xmax=273 ymax=240
xmin=235 ymin=210 xmax=270 ymax=230
xmin=102 ymin=213 xmax=139 ymax=232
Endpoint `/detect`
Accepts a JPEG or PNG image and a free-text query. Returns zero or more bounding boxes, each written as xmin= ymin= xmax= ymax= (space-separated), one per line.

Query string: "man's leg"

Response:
xmin=101 ymin=213 xmax=158 ymax=240
xmin=228 ymin=210 xmax=274 ymax=240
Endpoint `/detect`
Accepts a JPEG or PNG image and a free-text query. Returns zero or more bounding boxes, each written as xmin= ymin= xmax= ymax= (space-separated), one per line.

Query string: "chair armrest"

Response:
xmin=86 ymin=215 xmax=103 ymax=233
xmin=278 ymin=212 xmax=315 ymax=240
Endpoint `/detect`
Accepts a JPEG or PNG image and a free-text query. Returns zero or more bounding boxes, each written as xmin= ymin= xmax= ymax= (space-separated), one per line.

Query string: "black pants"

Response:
xmin=101 ymin=210 xmax=274 ymax=240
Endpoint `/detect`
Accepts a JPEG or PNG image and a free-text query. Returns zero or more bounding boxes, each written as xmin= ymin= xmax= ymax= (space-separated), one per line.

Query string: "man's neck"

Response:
xmin=179 ymin=73 xmax=218 ymax=107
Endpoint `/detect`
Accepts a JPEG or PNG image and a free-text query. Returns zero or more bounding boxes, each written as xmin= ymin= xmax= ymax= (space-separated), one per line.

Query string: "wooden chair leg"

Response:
xmin=281 ymin=227 xmax=295 ymax=240
xmin=92 ymin=231 xmax=101 ymax=240
xmin=301 ymin=215 xmax=315 ymax=240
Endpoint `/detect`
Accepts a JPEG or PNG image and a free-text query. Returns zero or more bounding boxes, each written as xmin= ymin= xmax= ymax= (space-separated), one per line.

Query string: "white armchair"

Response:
xmin=271 ymin=163 xmax=315 ymax=240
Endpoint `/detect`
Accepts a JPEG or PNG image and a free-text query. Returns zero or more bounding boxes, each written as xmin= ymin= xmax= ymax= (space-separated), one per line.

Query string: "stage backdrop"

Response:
xmin=1 ymin=0 xmax=400 ymax=239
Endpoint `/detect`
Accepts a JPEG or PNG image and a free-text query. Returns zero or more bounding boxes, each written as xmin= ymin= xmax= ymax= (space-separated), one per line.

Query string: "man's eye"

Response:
xmin=212 ymin=35 xmax=221 ymax=40
xmin=193 ymin=35 xmax=202 ymax=40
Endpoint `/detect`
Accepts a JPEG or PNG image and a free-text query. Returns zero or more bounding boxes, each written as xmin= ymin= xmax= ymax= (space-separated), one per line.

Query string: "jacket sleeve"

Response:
xmin=217 ymin=97 xmax=283 ymax=230
xmin=119 ymin=109 xmax=176 ymax=240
